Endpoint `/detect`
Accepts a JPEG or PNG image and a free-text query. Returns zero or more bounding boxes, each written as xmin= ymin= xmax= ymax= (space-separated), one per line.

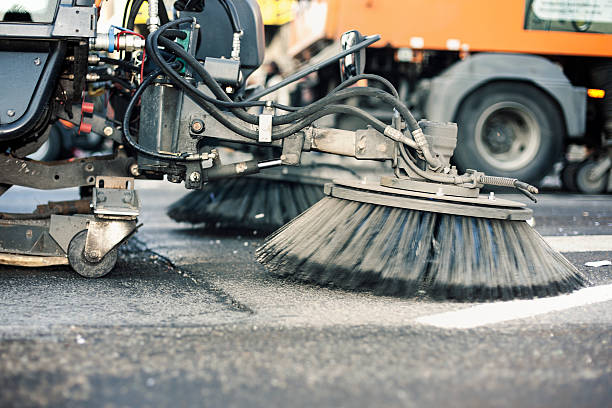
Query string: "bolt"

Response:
xmin=190 ymin=119 xmax=205 ymax=134
xmin=122 ymin=191 xmax=133 ymax=203
xmin=489 ymin=192 xmax=496 ymax=201
xmin=34 ymin=57 xmax=41 ymax=66
xmin=96 ymin=191 xmax=106 ymax=202
xmin=189 ymin=171 xmax=201 ymax=183
xmin=6 ymin=110 xmax=15 ymax=117
xmin=357 ymin=137 xmax=367 ymax=153
xmin=129 ymin=163 xmax=140 ymax=177
xmin=103 ymin=126 xmax=114 ymax=137
xmin=167 ymin=174 xmax=182 ymax=183
xmin=88 ymin=249 xmax=102 ymax=261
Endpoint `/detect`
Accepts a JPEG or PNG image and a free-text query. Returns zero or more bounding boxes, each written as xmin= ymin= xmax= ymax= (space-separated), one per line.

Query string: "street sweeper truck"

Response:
xmin=283 ymin=0 xmax=612 ymax=192
xmin=0 ymin=0 xmax=586 ymax=301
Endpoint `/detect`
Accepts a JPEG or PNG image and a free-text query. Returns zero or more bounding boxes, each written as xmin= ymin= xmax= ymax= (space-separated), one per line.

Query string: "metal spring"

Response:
xmin=479 ymin=175 xmax=516 ymax=187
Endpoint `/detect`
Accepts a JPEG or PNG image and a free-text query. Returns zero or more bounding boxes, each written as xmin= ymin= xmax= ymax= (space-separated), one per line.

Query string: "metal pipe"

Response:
xmin=148 ymin=0 xmax=160 ymax=33
xmin=258 ymin=159 xmax=283 ymax=169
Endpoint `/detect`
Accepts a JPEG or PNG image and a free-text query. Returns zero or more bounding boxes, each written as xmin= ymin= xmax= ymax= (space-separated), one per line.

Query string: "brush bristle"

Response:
xmin=256 ymin=196 xmax=587 ymax=301
xmin=167 ymin=177 xmax=324 ymax=232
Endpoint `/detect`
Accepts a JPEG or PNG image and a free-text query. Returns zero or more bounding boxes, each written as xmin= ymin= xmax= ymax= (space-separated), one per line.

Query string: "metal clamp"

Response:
xmin=258 ymin=103 xmax=274 ymax=143
xmin=91 ymin=176 xmax=140 ymax=218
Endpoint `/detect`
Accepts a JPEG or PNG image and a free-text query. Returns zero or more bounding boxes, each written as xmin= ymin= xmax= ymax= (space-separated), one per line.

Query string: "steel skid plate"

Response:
xmin=325 ymin=179 xmax=532 ymax=221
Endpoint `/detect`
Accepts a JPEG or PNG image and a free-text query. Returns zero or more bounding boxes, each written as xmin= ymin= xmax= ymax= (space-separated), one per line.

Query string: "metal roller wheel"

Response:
xmin=68 ymin=230 xmax=118 ymax=278
xmin=576 ymin=161 xmax=609 ymax=194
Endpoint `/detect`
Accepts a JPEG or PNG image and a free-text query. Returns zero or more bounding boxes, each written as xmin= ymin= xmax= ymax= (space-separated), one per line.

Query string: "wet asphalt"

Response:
xmin=0 ymin=184 xmax=610 ymax=407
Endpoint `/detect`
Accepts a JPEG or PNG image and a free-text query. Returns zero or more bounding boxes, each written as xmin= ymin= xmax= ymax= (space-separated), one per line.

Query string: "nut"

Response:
xmin=190 ymin=119 xmax=205 ymax=135
xmin=189 ymin=171 xmax=201 ymax=183
xmin=103 ymin=126 xmax=114 ymax=137
xmin=129 ymin=164 xmax=140 ymax=177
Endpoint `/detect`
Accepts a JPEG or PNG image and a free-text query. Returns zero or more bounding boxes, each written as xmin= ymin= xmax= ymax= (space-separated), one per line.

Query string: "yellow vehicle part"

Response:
xmin=257 ymin=0 xmax=296 ymax=25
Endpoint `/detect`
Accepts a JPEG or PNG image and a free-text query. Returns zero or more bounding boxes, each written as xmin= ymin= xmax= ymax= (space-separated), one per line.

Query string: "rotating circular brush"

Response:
xmin=256 ymin=179 xmax=588 ymax=301
xmin=167 ymin=174 xmax=325 ymax=232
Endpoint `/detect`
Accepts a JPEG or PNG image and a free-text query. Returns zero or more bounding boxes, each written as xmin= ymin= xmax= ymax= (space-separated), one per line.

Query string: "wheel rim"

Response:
xmin=474 ymin=102 xmax=541 ymax=172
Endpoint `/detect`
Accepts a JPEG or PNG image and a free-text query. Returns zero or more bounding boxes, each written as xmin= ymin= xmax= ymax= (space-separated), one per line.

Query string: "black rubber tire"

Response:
xmin=576 ymin=160 xmax=609 ymax=194
xmin=453 ymin=82 xmax=564 ymax=185
xmin=561 ymin=162 xmax=581 ymax=192
xmin=68 ymin=230 xmax=118 ymax=278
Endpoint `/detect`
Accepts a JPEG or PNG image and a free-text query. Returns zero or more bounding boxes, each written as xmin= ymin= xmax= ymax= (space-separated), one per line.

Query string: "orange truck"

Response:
xmin=283 ymin=0 xmax=612 ymax=192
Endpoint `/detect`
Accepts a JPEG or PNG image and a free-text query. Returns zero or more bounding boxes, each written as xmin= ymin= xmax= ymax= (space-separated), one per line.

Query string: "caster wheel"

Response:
xmin=68 ymin=230 xmax=118 ymax=278
xmin=561 ymin=162 xmax=581 ymax=192
xmin=576 ymin=161 xmax=609 ymax=194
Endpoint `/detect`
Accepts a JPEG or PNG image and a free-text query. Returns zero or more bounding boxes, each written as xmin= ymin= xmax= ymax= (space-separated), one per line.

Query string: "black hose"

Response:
xmin=332 ymin=73 xmax=399 ymax=99
xmin=126 ymin=0 xmax=144 ymax=30
xmin=158 ymin=33 xmax=414 ymax=129
xmin=98 ymin=74 xmax=136 ymax=90
xmin=158 ymin=0 xmax=170 ymax=25
xmin=126 ymin=68 xmax=389 ymax=154
xmin=161 ymin=29 xmax=188 ymax=40
xmin=147 ymin=19 xmax=422 ymax=146
xmin=99 ymin=56 xmax=139 ymax=72
xmin=150 ymin=25 xmax=388 ymax=140
xmin=219 ymin=0 xmax=242 ymax=33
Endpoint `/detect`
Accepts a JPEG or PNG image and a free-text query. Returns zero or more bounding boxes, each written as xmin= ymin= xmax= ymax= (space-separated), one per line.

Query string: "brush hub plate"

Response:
xmin=325 ymin=179 xmax=532 ymax=221
xmin=379 ymin=176 xmax=480 ymax=198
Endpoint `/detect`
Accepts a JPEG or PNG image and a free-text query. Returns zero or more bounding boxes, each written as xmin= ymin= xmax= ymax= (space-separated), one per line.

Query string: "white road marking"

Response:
xmin=543 ymin=235 xmax=612 ymax=252
xmin=416 ymin=284 xmax=612 ymax=329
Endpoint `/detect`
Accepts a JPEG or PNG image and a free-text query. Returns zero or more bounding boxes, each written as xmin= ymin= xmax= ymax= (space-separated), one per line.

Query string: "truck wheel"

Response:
xmin=453 ymin=82 xmax=563 ymax=185
xmin=68 ymin=230 xmax=118 ymax=278
xmin=575 ymin=161 xmax=609 ymax=194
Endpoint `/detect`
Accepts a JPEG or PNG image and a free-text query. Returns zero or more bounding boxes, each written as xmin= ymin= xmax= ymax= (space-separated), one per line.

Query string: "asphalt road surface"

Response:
xmin=0 ymin=183 xmax=610 ymax=408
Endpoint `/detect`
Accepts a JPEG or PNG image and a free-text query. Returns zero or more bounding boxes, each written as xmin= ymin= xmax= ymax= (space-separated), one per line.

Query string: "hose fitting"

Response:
xmin=478 ymin=175 xmax=539 ymax=202
xmin=411 ymin=128 xmax=442 ymax=171
xmin=384 ymin=126 xmax=417 ymax=148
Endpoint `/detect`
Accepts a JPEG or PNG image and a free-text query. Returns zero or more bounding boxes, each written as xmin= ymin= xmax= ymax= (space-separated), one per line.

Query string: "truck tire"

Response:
xmin=453 ymin=82 xmax=564 ymax=185
xmin=575 ymin=160 xmax=609 ymax=194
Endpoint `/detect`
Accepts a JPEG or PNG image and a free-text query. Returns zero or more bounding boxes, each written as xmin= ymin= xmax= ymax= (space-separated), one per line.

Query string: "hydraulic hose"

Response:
xmin=158 ymin=33 xmax=409 ymax=128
